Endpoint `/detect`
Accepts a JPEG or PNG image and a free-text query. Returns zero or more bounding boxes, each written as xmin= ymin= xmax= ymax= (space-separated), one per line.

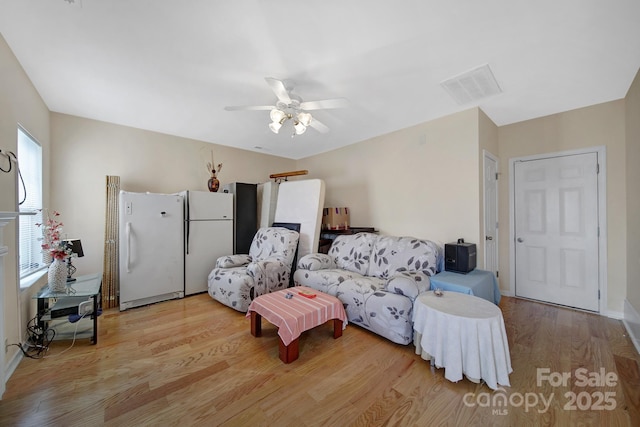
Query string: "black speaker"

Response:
xmin=445 ymin=239 xmax=477 ymax=273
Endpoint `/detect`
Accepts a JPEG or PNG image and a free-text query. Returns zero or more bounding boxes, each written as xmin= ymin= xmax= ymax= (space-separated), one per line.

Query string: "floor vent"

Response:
xmin=441 ymin=64 xmax=502 ymax=105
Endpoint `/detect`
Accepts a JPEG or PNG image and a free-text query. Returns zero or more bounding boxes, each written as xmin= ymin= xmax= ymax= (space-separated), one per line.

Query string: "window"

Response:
xmin=18 ymin=127 xmax=44 ymax=279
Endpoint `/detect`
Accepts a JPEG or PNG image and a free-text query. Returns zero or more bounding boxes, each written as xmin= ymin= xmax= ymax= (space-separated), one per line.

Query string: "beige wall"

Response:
xmin=298 ymin=108 xmax=483 ymax=252
xmin=498 ymin=100 xmax=627 ymax=313
xmin=626 ymin=69 xmax=640 ymax=311
xmin=50 ymin=113 xmax=296 ymax=282
xmin=0 ymin=34 xmax=51 ymax=369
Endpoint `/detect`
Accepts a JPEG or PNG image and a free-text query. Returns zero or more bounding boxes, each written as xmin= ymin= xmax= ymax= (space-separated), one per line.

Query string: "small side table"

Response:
xmin=430 ymin=269 xmax=501 ymax=304
xmin=413 ymin=291 xmax=512 ymax=390
xmin=33 ymin=273 xmax=102 ymax=344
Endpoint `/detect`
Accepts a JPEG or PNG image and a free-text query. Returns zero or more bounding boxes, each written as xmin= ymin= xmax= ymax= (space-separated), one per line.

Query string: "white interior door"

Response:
xmin=514 ymin=153 xmax=599 ymax=311
xmin=483 ymin=151 xmax=499 ymax=276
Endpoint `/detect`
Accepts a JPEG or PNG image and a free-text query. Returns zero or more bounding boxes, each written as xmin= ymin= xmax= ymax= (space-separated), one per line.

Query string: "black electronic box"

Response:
xmin=444 ymin=239 xmax=477 ymax=273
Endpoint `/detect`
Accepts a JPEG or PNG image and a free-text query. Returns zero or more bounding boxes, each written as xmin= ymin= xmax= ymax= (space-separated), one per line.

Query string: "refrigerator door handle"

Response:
xmin=125 ymin=222 xmax=132 ymax=273
xmin=185 ymin=192 xmax=190 ymax=255
xmin=185 ymin=192 xmax=190 ymax=221
xmin=185 ymin=220 xmax=190 ymax=255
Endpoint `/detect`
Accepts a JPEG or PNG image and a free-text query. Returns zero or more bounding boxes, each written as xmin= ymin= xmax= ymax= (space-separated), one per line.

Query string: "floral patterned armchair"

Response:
xmin=208 ymin=227 xmax=300 ymax=312
xmin=293 ymin=233 xmax=442 ymax=344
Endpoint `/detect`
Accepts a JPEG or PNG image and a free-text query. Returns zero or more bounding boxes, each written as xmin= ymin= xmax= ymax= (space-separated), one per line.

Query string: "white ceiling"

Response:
xmin=1 ymin=0 xmax=639 ymax=159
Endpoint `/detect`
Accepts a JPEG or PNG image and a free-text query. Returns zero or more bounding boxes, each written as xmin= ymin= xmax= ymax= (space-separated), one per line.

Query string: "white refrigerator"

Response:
xmin=119 ymin=191 xmax=185 ymax=311
xmin=182 ymin=191 xmax=233 ymax=295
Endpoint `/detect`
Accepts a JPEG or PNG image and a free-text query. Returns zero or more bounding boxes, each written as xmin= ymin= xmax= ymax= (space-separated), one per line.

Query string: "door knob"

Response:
xmin=485 ymin=236 xmax=493 ymax=241
xmin=517 ymin=237 xmax=524 ymax=243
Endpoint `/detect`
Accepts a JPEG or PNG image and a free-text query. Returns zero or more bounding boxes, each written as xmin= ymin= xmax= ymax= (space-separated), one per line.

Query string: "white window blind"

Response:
xmin=18 ymin=127 xmax=44 ymax=278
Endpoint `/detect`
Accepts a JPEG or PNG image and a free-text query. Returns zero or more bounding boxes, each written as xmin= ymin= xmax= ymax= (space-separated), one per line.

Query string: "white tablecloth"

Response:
xmin=413 ymin=291 xmax=512 ymax=390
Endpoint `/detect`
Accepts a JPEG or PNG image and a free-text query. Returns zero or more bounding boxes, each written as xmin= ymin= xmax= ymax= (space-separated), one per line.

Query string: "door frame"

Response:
xmin=482 ymin=150 xmax=499 ymax=275
xmin=508 ymin=146 xmax=608 ymax=314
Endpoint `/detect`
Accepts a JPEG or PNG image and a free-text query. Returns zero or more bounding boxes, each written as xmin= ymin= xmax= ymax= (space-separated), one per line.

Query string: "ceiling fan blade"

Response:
xmin=224 ymin=105 xmax=274 ymax=111
xmin=300 ymin=98 xmax=349 ymax=111
xmin=265 ymin=77 xmax=292 ymax=104
xmin=309 ymin=117 xmax=330 ymax=134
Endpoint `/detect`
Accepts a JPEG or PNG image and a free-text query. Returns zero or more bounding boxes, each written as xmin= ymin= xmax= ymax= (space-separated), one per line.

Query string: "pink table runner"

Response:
xmin=246 ymin=286 xmax=348 ymax=346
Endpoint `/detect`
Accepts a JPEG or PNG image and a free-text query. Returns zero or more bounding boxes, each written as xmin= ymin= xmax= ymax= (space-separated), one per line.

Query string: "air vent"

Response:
xmin=441 ymin=64 xmax=502 ymax=105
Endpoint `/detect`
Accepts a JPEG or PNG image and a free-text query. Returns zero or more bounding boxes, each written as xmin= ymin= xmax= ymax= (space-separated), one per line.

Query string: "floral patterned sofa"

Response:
xmin=208 ymin=227 xmax=300 ymax=312
xmin=293 ymin=233 xmax=442 ymax=345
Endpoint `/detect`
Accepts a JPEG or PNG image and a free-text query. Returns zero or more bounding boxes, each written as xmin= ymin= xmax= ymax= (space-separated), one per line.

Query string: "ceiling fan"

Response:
xmin=224 ymin=77 xmax=348 ymax=137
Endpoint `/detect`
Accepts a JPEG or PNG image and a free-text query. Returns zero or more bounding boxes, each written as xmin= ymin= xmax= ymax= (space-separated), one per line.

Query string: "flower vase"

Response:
xmin=48 ymin=258 xmax=68 ymax=293
xmin=208 ymin=175 xmax=220 ymax=192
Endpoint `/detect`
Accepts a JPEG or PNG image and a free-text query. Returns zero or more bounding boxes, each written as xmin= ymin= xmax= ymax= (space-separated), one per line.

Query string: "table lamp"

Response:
xmin=63 ymin=238 xmax=84 ymax=282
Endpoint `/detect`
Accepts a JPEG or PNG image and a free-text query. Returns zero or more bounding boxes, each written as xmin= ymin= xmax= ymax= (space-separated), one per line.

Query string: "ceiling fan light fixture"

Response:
xmin=226 ymin=78 xmax=345 ymax=136
xmin=293 ymin=120 xmax=307 ymax=135
xmin=270 ymin=108 xmax=286 ymax=123
xmin=269 ymin=121 xmax=282 ymax=134
xmin=297 ymin=112 xmax=312 ymax=127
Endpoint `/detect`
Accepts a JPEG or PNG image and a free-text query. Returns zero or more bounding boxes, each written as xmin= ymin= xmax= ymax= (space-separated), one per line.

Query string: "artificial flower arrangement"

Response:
xmin=36 ymin=210 xmax=71 ymax=262
xmin=207 ymin=151 xmax=223 ymax=178
xmin=206 ymin=151 xmax=223 ymax=192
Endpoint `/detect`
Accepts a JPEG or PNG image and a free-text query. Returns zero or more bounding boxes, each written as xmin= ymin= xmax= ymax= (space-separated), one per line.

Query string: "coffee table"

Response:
xmin=413 ymin=291 xmax=512 ymax=390
xmin=246 ymin=286 xmax=348 ymax=363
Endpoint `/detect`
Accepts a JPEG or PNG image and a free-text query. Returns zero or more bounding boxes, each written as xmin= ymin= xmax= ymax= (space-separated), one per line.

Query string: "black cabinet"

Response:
xmin=223 ymin=183 xmax=257 ymax=254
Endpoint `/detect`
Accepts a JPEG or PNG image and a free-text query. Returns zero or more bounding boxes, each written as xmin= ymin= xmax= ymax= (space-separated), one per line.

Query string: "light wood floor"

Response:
xmin=1 ymin=293 xmax=639 ymax=426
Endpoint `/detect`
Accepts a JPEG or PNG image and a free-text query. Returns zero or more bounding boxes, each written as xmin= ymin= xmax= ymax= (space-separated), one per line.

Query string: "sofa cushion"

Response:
xmin=247 ymin=259 xmax=291 ymax=297
xmin=367 ymin=236 xmax=440 ymax=279
xmin=328 ymin=232 xmax=377 ymax=275
xmin=293 ymin=268 xmax=364 ymax=297
xmin=249 ymin=227 xmax=299 ymax=265
xmin=385 ymin=271 xmax=431 ymax=300
xmin=297 ymin=253 xmax=335 ymax=271
xmin=337 ymin=277 xmax=414 ymax=345
xmin=216 ymin=254 xmax=252 ymax=269
xmin=207 ymin=266 xmax=254 ymax=311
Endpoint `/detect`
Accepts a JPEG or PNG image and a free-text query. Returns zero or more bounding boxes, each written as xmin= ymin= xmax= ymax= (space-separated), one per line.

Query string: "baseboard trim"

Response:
xmin=502 ymin=293 xmax=623 ymax=319
xmin=3 ymin=346 xmax=24 ymax=397
xmin=602 ymin=309 xmax=624 ymax=320
xmin=623 ymin=299 xmax=640 ymax=355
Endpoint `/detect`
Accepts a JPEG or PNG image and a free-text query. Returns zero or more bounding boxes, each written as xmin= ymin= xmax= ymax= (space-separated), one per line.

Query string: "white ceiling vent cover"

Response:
xmin=441 ymin=64 xmax=502 ymax=105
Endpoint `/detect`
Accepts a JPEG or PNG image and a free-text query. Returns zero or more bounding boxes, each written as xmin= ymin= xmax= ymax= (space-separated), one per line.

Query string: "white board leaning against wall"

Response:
xmin=273 ymin=179 xmax=325 ymax=259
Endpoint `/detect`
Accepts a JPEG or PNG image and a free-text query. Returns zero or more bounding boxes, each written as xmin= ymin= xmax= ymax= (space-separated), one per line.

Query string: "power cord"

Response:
xmin=44 ymin=311 xmax=90 ymax=358
xmin=9 ymin=308 xmax=94 ymax=359
xmin=0 ymin=149 xmax=26 ymax=205
xmin=0 ymin=149 xmax=15 ymax=173
xmin=7 ymin=316 xmax=56 ymax=359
